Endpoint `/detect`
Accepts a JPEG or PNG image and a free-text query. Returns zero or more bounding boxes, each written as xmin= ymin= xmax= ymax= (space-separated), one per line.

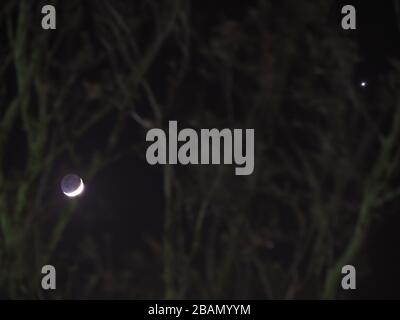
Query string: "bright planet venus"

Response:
xmin=61 ymin=174 xmax=84 ymax=197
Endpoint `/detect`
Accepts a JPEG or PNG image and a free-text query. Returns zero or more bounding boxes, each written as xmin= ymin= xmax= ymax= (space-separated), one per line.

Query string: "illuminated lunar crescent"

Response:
xmin=61 ymin=174 xmax=84 ymax=197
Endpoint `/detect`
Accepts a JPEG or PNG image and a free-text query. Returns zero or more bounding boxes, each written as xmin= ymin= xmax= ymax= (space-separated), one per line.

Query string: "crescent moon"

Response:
xmin=63 ymin=178 xmax=85 ymax=197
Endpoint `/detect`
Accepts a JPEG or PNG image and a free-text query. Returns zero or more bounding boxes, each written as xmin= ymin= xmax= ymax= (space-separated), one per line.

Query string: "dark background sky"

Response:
xmin=55 ymin=1 xmax=400 ymax=299
xmin=2 ymin=0 xmax=400 ymax=299
xmin=332 ymin=0 xmax=400 ymax=299
xmin=55 ymin=0 xmax=400 ymax=299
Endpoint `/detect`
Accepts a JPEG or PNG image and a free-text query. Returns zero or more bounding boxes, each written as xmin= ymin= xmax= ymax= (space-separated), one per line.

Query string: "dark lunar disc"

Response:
xmin=61 ymin=174 xmax=82 ymax=194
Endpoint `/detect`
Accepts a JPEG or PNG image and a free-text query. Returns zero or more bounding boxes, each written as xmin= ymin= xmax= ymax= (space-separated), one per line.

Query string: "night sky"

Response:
xmin=1 ymin=0 xmax=400 ymax=300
